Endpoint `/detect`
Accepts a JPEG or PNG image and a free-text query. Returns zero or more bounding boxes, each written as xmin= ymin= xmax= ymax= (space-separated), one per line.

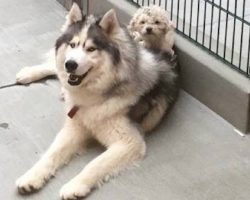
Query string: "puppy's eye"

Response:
xmin=140 ymin=21 xmax=145 ymax=24
xmin=155 ymin=20 xmax=160 ymax=24
xmin=70 ymin=43 xmax=76 ymax=48
xmin=86 ymin=47 xmax=96 ymax=52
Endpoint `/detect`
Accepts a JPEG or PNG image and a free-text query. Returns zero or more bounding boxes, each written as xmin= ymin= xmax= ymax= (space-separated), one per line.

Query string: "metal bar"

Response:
xmin=153 ymin=0 xmax=156 ymax=4
xmin=142 ymin=0 xmax=144 ymax=6
xmin=159 ymin=0 xmax=162 ymax=6
xmin=247 ymin=26 xmax=250 ymax=75
xmin=170 ymin=0 xmax=173 ymax=20
xmin=177 ymin=0 xmax=180 ymax=29
xmin=202 ymin=0 xmax=250 ymax=26
xmin=196 ymin=0 xmax=200 ymax=41
xmin=165 ymin=0 xmax=168 ymax=11
xmin=86 ymin=0 xmax=88 ymax=14
xmin=148 ymin=0 xmax=150 ymax=6
xmin=202 ymin=1 xmax=207 ymax=45
xmin=85 ymin=0 xmax=89 ymax=15
xmin=239 ymin=0 xmax=246 ymax=70
xmin=216 ymin=0 xmax=222 ymax=54
xmin=189 ymin=0 xmax=194 ymax=37
xmin=223 ymin=0 xmax=230 ymax=60
xmin=230 ymin=1 xmax=237 ymax=65
xmin=209 ymin=0 xmax=214 ymax=50
xmin=183 ymin=0 xmax=187 ymax=33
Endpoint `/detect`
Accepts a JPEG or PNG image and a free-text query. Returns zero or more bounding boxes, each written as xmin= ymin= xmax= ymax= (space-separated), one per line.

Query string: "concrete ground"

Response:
xmin=1 ymin=0 xmax=250 ymax=200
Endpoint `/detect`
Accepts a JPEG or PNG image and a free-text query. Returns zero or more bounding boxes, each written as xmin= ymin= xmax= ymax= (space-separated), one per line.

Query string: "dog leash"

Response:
xmin=0 ymin=82 xmax=79 ymax=118
xmin=0 ymin=82 xmax=23 ymax=89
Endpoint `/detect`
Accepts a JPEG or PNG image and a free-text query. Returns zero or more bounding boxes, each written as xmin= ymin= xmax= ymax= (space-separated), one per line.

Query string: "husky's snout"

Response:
xmin=64 ymin=54 xmax=92 ymax=86
xmin=65 ymin=60 xmax=78 ymax=73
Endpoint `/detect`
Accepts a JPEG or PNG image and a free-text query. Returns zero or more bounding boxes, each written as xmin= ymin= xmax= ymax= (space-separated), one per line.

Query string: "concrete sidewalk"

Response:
xmin=1 ymin=0 xmax=250 ymax=200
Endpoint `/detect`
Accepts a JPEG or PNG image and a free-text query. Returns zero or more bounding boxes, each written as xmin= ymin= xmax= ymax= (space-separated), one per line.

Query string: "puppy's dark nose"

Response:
xmin=65 ymin=60 xmax=78 ymax=73
xmin=146 ymin=27 xmax=152 ymax=34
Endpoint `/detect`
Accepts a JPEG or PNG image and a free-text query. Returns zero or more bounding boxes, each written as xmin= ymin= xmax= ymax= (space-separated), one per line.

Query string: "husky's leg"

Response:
xmin=60 ymin=117 xmax=146 ymax=199
xmin=16 ymin=64 xmax=56 ymax=84
xmin=16 ymin=119 xmax=88 ymax=193
xmin=16 ymin=50 xmax=56 ymax=84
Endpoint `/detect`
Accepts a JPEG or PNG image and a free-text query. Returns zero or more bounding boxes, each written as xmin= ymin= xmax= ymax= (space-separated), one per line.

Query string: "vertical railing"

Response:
xmin=128 ymin=0 xmax=250 ymax=78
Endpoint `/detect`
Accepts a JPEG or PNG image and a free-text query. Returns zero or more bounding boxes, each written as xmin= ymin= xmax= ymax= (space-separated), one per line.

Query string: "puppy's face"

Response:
xmin=129 ymin=6 xmax=172 ymax=39
xmin=137 ymin=14 xmax=168 ymax=37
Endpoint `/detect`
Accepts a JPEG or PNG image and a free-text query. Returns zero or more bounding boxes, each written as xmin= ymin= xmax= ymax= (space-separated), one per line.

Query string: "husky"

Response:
xmin=16 ymin=4 xmax=179 ymax=199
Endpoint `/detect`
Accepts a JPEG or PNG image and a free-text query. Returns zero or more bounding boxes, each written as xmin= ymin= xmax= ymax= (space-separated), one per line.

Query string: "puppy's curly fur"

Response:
xmin=128 ymin=5 xmax=175 ymax=55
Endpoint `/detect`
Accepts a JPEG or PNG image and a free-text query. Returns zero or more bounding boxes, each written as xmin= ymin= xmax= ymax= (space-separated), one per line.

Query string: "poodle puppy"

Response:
xmin=128 ymin=5 xmax=175 ymax=55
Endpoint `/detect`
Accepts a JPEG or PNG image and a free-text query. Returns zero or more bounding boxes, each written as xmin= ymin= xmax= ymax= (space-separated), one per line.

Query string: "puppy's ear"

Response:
xmin=99 ymin=9 xmax=120 ymax=35
xmin=169 ymin=21 xmax=176 ymax=29
xmin=128 ymin=19 xmax=136 ymax=32
xmin=61 ymin=3 xmax=83 ymax=32
xmin=165 ymin=20 xmax=175 ymax=33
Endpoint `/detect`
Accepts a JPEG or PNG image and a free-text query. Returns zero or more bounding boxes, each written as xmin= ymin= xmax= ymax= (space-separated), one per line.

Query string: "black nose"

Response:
xmin=146 ymin=27 xmax=152 ymax=33
xmin=65 ymin=60 xmax=78 ymax=73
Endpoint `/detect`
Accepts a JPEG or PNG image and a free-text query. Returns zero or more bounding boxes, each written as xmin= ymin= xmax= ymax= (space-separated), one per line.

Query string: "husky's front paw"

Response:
xmin=60 ymin=181 xmax=91 ymax=200
xmin=16 ymin=67 xmax=39 ymax=84
xmin=16 ymin=168 xmax=51 ymax=194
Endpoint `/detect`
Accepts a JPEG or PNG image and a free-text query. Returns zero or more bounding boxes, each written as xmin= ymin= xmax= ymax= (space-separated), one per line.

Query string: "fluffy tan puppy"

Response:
xmin=128 ymin=5 xmax=175 ymax=55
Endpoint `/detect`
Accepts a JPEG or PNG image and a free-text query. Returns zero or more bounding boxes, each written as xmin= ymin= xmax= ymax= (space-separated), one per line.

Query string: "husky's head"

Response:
xmin=55 ymin=4 xmax=126 ymax=91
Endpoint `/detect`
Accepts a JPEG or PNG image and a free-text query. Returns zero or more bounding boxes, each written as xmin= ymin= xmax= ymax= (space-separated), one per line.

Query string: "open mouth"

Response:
xmin=143 ymin=32 xmax=154 ymax=37
xmin=68 ymin=68 xmax=92 ymax=86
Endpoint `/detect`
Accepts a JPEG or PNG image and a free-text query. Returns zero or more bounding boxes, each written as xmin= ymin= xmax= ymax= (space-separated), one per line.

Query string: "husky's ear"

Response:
xmin=99 ymin=9 xmax=120 ymax=35
xmin=61 ymin=3 xmax=83 ymax=32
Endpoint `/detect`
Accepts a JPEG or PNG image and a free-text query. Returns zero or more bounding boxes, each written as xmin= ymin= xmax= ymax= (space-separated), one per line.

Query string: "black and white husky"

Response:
xmin=16 ymin=4 xmax=179 ymax=199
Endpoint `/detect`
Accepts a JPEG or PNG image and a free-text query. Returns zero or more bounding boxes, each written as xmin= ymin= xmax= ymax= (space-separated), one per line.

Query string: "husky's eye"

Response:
xmin=155 ymin=20 xmax=160 ymax=24
xmin=140 ymin=21 xmax=145 ymax=24
xmin=86 ymin=47 xmax=96 ymax=52
xmin=70 ymin=43 xmax=76 ymax=48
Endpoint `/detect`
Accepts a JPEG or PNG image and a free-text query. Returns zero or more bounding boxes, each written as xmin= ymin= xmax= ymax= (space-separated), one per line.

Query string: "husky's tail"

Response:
xmin=140 ymin=53 xmax=179 ymax=133
xmin=141 ymin=81 xmax=179 ymax=133
xmin=140 ymin=95 xmax=169 ymax=133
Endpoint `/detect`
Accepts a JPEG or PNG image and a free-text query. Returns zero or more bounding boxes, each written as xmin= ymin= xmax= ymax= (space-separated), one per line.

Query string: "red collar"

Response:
xmin=67 ymin=106 xmax=79 ymax=118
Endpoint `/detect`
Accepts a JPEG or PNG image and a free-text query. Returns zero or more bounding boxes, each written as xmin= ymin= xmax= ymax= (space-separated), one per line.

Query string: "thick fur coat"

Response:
xmin=16 ymin=4 xmax=179 ymax=199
